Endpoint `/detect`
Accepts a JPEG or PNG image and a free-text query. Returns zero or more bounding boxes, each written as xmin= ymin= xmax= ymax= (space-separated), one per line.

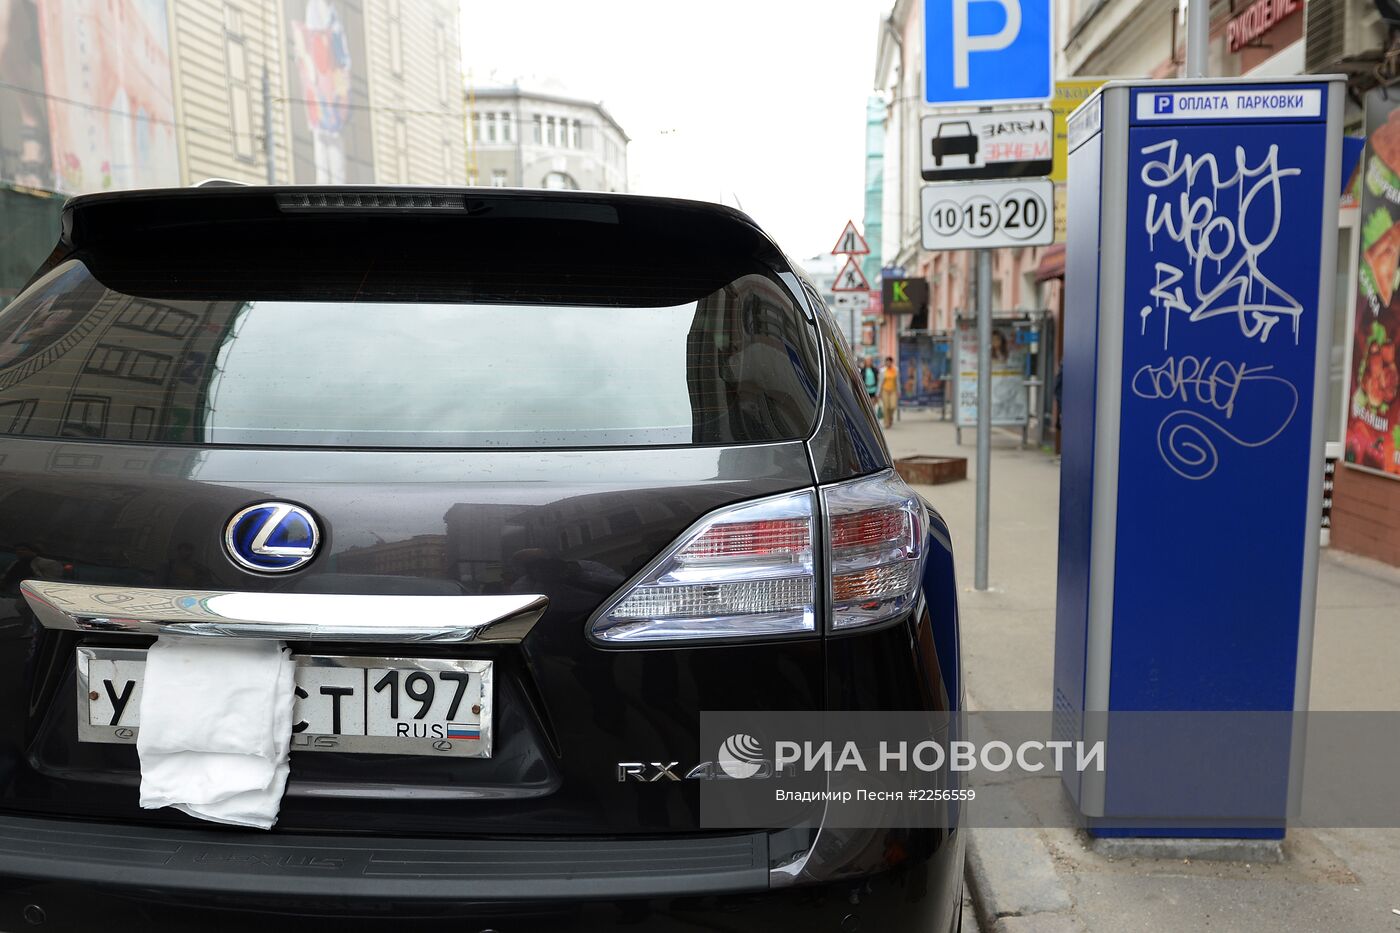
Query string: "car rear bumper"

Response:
xmin=0 ymin=812 xmax=962 ymax=931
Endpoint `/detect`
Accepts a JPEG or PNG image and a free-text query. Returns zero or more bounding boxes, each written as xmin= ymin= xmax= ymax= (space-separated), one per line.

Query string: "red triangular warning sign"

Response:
xmin=831 ymin=220 xmax=870 ymax=256
xmin=831 ymin=255 xmax=871 ymax=291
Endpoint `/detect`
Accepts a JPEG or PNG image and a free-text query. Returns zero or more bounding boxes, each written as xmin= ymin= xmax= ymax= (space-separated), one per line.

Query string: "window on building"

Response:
xmin=502 ymin=112 xmax=514 ymax=143
xmin=471 ymin=112 xmax=480 ymax=147
xmin=84 ymin=346 xmax=129 ymax=377
xmin=388 ymin=0 xmax=404 ymax=77
xmin=115 ymin=303 xmax=196 ymax=338
xmin=491 ymin=169 xmax=508 ymax=187
xmin=62 ymin=397 xmax=109 ymax=439
xmin=128 ymin=351 xmax=173 ymax=384
xmin=223 ymin=4 xmax=254 ymax=162
xmin=0 ymin=400 xmax=35 ymax=435
xmin=532 ymin=114 xmax=542 ymax=144
xmin=546 ymin=116 xmax=556 ymax=147
xmin=435 ymin=27 xmax=449 ymax=104
xmin=395 ymin=118 xmax=409 ymax=183
xmin=542 ymin=171 xmax=578 ymax=190
xmin=129 ymin=407 xmax=155 ymax=441
xmin=486 ymin=113 xmax=498 ymax=143
xmin=570 ymin=119 xmax=581 ymax=149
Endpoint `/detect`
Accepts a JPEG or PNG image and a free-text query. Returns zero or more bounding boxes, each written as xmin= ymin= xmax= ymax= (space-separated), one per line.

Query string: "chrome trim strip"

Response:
xmin=21 ymin=581 xmax=546 ymax=644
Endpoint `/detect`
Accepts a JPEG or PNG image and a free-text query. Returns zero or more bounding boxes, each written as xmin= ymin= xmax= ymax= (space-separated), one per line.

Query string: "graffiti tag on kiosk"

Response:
xmin=1130 ymin=355 xmax=1298 ymax=480
xmin=1138 ymin=140 xmax=1303 ymax=348
xmin=1130 ymin=139 xmax=1307 ymax=479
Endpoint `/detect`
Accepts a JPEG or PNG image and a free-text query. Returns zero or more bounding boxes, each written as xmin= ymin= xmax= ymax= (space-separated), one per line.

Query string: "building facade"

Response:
xmin=0 ymin=0 xmax=466 ymax=307
xmin=363 ymin=0 xmax=466 ymax=187
xmin=467 ymin=86 xmax=628 ymax=192
xmin=862 ymin=96 xmax=885 ymax=286
xmin=0 ymin=0 xmax=466 ymax=195
xmin=167 ymin=0 xmax=294 ymax=186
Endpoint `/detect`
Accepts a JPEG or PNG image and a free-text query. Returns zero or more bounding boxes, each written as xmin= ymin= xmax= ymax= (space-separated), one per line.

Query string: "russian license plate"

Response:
xmin=75 ymin=647 xmax=493 ymax=758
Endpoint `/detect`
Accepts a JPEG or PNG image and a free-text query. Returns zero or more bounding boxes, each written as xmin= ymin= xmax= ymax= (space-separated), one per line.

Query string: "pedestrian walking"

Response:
xmin=861 ymin=359 xmax=878 ymax=404
xmin=880 ymin=356 xmax=899 ymax=429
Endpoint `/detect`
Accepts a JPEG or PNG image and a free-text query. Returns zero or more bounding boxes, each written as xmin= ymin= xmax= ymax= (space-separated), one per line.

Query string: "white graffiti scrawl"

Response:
xmin=1138 ymin=140 xmax=1303 ymax=349
xmin=1129 ymin=354 xmax=1298 ymax=480
xmin=1131 ymin=139 xmax=1305 ymax=480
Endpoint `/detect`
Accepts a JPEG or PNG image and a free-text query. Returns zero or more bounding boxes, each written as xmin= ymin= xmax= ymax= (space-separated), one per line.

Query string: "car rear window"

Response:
xmin=0 ymin=259 xmax=820 ymax=448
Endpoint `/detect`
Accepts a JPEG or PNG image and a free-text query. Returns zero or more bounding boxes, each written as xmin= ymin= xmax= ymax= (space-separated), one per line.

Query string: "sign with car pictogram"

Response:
xmin=920 ymin=178 xmax=1054 ymax=250
xmin=920 ymin=110 xmax=1052 ymax=181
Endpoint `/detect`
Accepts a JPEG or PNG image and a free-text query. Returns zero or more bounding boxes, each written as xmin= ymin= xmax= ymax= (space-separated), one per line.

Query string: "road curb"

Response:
xmin=962 ymin=692 xmax=1076 ymax=930
xmin=1087 ymin=835 xmax=1284 ymax=864
xmin=964 ymin=822 xmax=1075 ymax=932
xmin=964 ymin=831 xmax=997 ymax=932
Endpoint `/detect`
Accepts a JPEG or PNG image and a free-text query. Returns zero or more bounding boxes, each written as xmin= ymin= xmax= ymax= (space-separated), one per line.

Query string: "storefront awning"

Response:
xmin=1035 ymin=243 xmax=1065 ymax=282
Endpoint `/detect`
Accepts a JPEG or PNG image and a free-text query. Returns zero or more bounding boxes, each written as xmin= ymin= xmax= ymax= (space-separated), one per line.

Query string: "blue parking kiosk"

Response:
xmin=1055 ymin=77 xmax=1344 ymax=838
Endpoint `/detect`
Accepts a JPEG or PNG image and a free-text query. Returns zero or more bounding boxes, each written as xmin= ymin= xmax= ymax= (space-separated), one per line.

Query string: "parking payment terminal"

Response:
xmin=1055 ymin=77 xmax=1344 ymax=838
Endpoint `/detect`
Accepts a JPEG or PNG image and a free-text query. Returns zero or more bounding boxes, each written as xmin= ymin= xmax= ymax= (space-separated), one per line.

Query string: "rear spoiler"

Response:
xmin=30 ymin=186 xmax=793 ymax=307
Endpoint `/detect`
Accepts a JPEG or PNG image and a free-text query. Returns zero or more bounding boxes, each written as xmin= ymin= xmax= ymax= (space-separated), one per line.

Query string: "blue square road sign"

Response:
xmin=924 ymin=0 xmax=1053 ymax=107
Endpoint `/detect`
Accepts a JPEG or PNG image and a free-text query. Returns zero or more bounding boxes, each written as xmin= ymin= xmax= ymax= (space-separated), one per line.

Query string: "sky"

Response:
xmin=459 ymin=0 xmax=893 ymax=262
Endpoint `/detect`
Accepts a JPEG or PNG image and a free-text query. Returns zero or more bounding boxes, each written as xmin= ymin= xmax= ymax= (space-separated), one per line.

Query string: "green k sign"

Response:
xmin=882 ymin=278 xmax=928 ymax=315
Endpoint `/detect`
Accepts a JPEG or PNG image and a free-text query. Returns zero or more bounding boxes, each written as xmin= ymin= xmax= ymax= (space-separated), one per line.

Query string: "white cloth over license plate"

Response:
xmin=136 ymin=636 xmax=294 ymax=830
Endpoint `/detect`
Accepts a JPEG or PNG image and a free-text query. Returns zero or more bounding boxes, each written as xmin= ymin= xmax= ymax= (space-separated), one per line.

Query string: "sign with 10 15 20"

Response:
xmin=920 ymin=177 xmax=1054 ymax=250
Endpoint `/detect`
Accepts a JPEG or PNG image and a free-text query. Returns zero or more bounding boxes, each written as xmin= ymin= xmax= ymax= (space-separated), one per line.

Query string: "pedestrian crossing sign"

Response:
xmin=832 ymin=256 xmax=871 ymax=291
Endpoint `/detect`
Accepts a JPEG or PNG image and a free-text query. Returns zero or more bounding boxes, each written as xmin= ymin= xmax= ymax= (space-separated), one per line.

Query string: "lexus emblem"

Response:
xmin=224 ymin=502 xmax=320 ymax=573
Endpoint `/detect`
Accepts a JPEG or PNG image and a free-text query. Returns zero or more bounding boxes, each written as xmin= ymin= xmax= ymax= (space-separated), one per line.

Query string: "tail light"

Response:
xmin=822 ymin=470 xmax=926 ymax=630
xmin=589 ymin=471 xmax=926 ymax=644
xmin=590 ymin=490 xmax=816 ymax=643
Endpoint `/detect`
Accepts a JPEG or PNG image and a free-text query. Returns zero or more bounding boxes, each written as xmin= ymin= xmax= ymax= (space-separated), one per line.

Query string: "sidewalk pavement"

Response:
xmin=881 ymin=409 xmax=1400 ymax=933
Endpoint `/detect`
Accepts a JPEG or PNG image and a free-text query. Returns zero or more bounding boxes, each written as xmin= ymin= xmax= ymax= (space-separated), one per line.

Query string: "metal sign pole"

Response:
xmin=1185 ymin=0 xmax=1209 ymax=79
xmin=975 ymin=248 xmax=991 ymax=590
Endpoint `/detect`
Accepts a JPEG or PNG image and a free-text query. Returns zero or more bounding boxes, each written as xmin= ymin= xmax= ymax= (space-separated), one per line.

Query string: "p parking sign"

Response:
xmin=924 ymin=0 xmax=1053 ymax=107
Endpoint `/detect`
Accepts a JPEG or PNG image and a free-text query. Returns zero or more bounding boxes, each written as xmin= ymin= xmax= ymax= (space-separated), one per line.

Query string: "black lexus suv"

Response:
xmin=0 ymin=187 xmax=963 ymax=931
